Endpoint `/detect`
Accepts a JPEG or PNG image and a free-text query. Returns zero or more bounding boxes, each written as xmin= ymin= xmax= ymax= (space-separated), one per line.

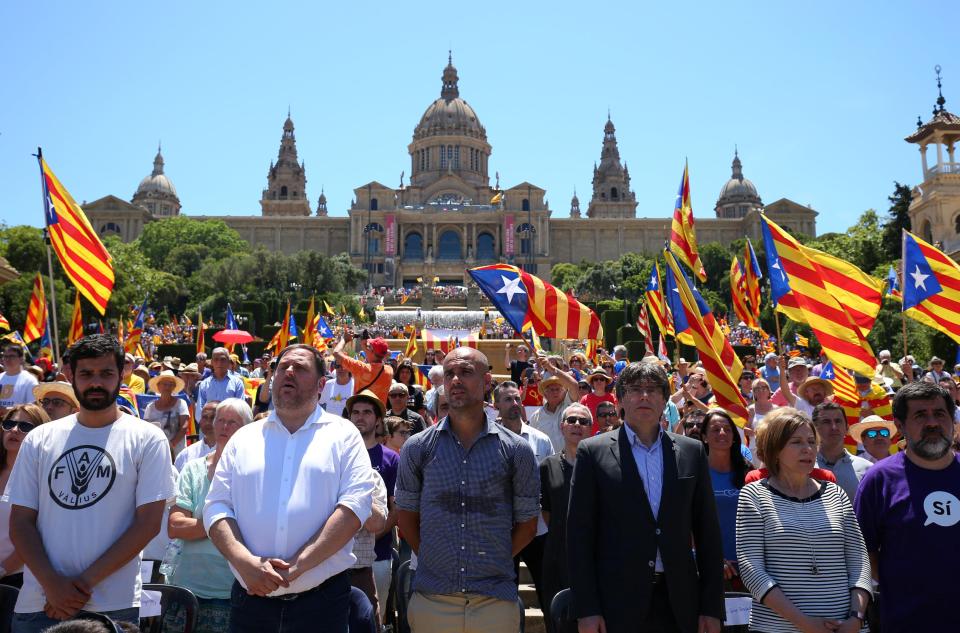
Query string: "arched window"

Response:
xmin=954 ymin=214 xmax=960 ymax=235
xmin=404 ymin=232 xmax=424 ymax=260
xmin=100 ymin=222 xmax=122 ymax=236
xmin=440 ymin=146 xmax=447 ymax=169
xmin=371 ymin=198 xmax=379 ymax=211
xmin=438 ymin=230 xmax=462 ymax=260
xmin=476 ymin=233 xmax=495 ymax=260
xmin=922 ymin=219 xmax=934 ymax=243
xmin=522 ymin=198 xmax=530 ymax=212
xmin=280 ymin=185 xmax=288 ymax=199
xmin=611 ymin=187 xmax=619 ymax=200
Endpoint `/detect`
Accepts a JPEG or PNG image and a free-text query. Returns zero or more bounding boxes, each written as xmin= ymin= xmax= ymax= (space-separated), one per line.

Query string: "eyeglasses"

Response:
xmin=1 ymin=419 xmax=35 ymax=434
xmin=563 ymin=416 xmax=592 ymax=426
xmin=683 ymin=422 xmax=699 ymax=430
xmin=39 ymin=398 xmax=71 ymax=408
xmin=597 ymin=411 xmax=618 ymax=418
xmin=864 ymin=428 xmax=891 ymax=439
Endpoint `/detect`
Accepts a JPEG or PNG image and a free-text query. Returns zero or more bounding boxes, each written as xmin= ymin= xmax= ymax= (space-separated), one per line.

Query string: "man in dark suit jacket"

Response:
xmin=567 ymin=361 xmax=724 ymax=633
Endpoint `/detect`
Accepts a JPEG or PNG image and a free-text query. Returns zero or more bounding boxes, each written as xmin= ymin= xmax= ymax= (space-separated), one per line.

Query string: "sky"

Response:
xmin=1 ymin=1 xmax=957 ymax=236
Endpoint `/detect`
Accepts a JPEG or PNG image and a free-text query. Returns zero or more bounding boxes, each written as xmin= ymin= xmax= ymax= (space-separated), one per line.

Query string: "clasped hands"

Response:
xmin=238 ymin=554 xmax=304 ymax=596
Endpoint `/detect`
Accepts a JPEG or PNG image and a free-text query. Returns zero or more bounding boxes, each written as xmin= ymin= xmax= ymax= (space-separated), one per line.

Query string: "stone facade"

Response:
xmin=84 ymin=56 xmax=819 ymax=283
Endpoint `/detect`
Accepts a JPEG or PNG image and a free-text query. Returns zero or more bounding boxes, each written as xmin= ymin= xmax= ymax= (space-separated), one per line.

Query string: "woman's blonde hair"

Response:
xmin=754 ymin=407 xmax=818 ymax=477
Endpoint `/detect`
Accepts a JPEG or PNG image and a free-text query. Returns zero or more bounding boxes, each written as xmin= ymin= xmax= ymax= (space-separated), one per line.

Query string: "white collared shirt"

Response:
xmin=518 ymin=423 xmax=554 ymax=536
xmin=203 ymin=405 xmax=375 ymax=595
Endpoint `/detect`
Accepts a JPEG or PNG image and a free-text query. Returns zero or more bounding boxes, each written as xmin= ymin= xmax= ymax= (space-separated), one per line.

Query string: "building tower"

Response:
xmin=260 ymin=111 xmax=311 ymax=216
xmin=570 ymin=189 xmax=581 ymax=218
xmin=586 ymin=115 xmax=637 ymax=218
xmin=408 ymin=53 xmax=492 ymax=191
xmin=905 ymin=65 xmax=960 ymax=255
xmin=316 ymin=188 xmax=328 ymax=216
xmin=131 ymin=144 xmax=181 ymax=217
xmin=714 ymin=149 xmax=763 ymax=218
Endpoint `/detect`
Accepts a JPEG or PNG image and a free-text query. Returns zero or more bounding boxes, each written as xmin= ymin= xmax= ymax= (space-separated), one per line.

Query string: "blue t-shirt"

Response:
xmin=709 ymin=468 xmax=740 ymax=561
xmin=369 ymin=444 xmax=400 ymax=562
xmin=855 ymin=452 xmax=960 ymax=632
xmin=760 ymin=366 xmax=780 ymax=393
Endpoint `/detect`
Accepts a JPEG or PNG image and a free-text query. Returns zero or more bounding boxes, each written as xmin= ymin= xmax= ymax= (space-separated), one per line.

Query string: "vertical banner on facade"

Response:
xmin=504 ymin=214 xmax=515 ymax=256
xmin=384 ymin=214 xmax=397 ymax=256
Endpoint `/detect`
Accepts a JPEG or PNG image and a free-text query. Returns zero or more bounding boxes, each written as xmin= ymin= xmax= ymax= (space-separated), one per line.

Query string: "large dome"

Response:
xmin=135 ymin=149 xmax=178 ymax=197
xmin=413 ymin=57 xmax=486 ymax=141
xmin=717 ymin=152 xmax=759 ymax=203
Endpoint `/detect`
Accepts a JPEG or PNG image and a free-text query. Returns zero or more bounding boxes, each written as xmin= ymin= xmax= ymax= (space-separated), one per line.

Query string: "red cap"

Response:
xmin=368 ymin=338 xmax=389 ymax=356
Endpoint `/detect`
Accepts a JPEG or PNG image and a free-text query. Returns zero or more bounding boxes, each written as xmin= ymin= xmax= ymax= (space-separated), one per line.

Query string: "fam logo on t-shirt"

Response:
xmin=47 ymin=445 xmax=117 ymax=510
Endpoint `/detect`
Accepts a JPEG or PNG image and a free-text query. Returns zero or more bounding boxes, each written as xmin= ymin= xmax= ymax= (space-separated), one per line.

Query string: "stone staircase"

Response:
xmin=519 ymin=561 xmax=546 ymax=633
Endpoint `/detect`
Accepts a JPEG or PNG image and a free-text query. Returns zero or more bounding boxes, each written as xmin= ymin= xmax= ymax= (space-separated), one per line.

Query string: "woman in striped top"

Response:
xmin=736 ymin=408 xmax=872 ymax=633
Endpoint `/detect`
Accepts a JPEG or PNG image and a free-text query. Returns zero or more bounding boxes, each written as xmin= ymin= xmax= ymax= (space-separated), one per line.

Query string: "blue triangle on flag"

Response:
xmin=902 ymin=233 xmax=942 ymax=310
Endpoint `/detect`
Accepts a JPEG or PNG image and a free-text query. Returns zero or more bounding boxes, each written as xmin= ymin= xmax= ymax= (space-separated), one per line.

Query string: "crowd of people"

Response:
xmin=0 ymin=331 xmax=958 ymax=633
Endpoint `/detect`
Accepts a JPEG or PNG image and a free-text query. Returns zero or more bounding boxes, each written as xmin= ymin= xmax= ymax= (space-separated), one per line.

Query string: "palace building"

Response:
xmin=84 ymin=56 xmax=820 ymax=285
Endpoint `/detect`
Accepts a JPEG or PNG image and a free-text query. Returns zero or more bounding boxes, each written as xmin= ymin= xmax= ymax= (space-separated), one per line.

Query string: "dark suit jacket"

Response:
xmin=566 ymin=426 xmax=725 ymax=633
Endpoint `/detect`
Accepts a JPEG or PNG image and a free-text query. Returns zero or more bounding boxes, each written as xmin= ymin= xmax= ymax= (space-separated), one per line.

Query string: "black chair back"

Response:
xmin=0 ymin=584 xmax=18 ymax=633
xmin=549 ymin=588 xmax=578 ymax=633
xmin=395 ymin=560 xmax=414 ymax=629
xmin=140 ymin=583 xmax=200 ymax=633
xmin=517 ymin=596 xmax=526 ymax=633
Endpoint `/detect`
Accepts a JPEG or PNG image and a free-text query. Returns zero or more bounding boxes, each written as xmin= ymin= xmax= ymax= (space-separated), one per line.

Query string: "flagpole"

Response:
xmin=901 ymin=311 xmax=908 ymax=362
xmin=37 ymin=148 xmax=62 ymax=365
xmin=773 ymin=308 xmax=783 ymax=356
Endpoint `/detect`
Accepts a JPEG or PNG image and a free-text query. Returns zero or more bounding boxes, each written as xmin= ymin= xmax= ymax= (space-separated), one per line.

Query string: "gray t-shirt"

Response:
xmin=817 ymin=451 xmax=873 ymax=501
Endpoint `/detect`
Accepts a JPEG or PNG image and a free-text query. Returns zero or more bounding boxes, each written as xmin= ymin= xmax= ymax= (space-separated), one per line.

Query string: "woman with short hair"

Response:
xmin=0 ymin=404 xmax=50 ymax=587
xmin=737 ymin=407 xmax=872 ymax=632
xmin=166 ymin=398 xmax=253 ymax=633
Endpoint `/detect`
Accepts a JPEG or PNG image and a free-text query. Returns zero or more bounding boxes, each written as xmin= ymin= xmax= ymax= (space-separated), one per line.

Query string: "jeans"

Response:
xmin=228 ymin=571 xmax=351 ymax=633
xmin=13 ymin=607 xmax=140 ymax=633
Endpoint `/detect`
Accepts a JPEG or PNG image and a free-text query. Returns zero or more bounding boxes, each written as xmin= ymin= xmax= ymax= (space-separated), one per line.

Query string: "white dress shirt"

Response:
xmin=518 ymin=422 xmax=554 ymax=536
xmin=203 ymin=405 xmax=375 ymax=595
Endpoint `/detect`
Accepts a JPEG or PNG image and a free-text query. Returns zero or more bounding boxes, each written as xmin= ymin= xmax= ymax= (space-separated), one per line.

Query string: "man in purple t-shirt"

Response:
xmin=854 ymin=381 xmax=960 ymax=633
xmin=346 ymin=389 xmax=399 ymax=628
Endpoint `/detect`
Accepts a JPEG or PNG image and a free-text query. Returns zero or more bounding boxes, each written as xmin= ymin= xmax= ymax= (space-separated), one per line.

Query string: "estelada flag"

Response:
xmin=196 ymin=308 xmax=206 ymax=355
xmin=645 ymin=262 xmax=674 ymax=337
xmin=39 ymin=153 xmax=114 ymax=314
xmin=669 ymin=161 xmax=706 ymax=282
xmin=468 ymin=264 xmax=602 ymax=341
xmin=901 ymin=230 xmax=960 ymax=344
xmin=744 ymin=238 xmax=763 ymax=321
xmin=23 ymin=273 xmax=47 ymax=343
xmin=761 ymin=214 xmax=880 ymax=377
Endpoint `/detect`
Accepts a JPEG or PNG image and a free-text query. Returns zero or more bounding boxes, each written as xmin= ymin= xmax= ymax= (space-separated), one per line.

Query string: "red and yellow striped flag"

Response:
xmin=404 ymin=328 xmax=418 ymax=358
xmin=761 ymin=215 xmax=880 ymax=377
xmin=636 ymin=301 xmax=654 ymax=356
xmin=196 ymin=308 xmax=206 ymax=355
xmin=23 ymin=274 xmax=47 ymax=343
xmin=68 ymin=291 xmax=84 ymax=346
xmin=39 ymin=155 xmax=114 ymax=314
xmin=669 ymin=162 xmax=706 ymax=282
xmin=645 ymin=261 xmax=674 ymax=337
xmin=744 ymin=239 xmax=763 ymax=322
xmin=277 ymin=300 xmax=292 ymax=351
xmin=302 ymin=296 xmax=316 ymax=347
xmin=664 ymin=250 xmax=748 ymax=427
xmin=730 ymin=257 xmax=758 ymax=329
xmin=0 ymin=313 xmax=9 ymax=331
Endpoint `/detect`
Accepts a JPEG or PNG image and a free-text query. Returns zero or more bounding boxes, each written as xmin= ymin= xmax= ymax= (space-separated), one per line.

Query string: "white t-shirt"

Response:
xmin=5 ymin=412 xmax=176 ymax=612
xmin=142 ymin=399 xmax=190 ymax=455
xmin=320 ymin=378 xmax=354 ymax=418
xmin=0 ymin=371 xmax=38 ymax=410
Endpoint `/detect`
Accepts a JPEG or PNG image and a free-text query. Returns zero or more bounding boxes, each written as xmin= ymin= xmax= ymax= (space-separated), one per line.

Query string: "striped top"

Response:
xmin=736 ymin=480 xmax=872 ymax=633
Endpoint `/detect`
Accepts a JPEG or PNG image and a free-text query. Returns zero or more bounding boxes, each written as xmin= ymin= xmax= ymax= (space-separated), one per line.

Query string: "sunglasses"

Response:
xmin=2 ymin=419 xmax=35 ymax=434
xmin=563 ymin=416 xmax=593 ymax=426
xmin=597 ymin=411 xmax=618 ymax=418
xmin=864 ymin=428 xmax=891 ymax=439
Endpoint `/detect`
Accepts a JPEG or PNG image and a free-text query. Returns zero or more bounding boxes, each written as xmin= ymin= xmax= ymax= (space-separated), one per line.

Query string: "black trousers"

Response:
xmin=514 ymin=533 xmax=547 ymax=611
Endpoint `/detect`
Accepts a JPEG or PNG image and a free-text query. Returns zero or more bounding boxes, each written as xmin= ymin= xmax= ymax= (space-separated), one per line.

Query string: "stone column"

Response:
xmin=921 ymin=145 xmax=929 ymax=181
xmin=936 ymin=139 xmax=944 ymax=169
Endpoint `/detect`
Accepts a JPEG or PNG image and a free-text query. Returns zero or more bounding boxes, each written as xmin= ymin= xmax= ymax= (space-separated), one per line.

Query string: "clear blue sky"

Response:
xmin=1 ymin=1 xmax=956 ymax=236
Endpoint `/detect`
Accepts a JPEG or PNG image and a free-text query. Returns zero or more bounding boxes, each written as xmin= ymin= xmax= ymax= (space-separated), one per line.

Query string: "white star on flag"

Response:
xmin=497 ymin=275 xmax=525 ymax=303
xmin=910 ymin=265 xmax=929 ymax=290
xmin=771 ymin=260 xmax=786 ymax=281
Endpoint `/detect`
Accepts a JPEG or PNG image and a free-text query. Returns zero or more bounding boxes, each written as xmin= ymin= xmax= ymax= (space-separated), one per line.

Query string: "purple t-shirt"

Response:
xmin=854 ymin=452 xmax=960 ymax=632
xmin=369 ymin=444 xmax=400 ymax=562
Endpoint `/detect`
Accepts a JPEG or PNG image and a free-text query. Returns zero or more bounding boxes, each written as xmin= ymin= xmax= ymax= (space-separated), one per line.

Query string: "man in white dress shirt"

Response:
xmin=204 ymin=344 xmax=375 ymax=633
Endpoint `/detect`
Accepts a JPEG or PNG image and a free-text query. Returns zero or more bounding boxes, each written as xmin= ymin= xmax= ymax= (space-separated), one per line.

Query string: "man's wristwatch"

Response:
xmin=849 ymin=610 xmax=866 ymax=624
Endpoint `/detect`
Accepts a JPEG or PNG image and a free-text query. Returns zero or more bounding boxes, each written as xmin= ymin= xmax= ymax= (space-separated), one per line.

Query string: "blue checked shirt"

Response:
xmin=395 ymin=415 xmax=540 ymax=602
xmin=623 ymin=424 xmax=665 ymax=571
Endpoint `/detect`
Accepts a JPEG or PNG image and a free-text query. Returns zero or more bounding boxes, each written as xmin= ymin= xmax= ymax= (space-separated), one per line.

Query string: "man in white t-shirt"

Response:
xmin=319 ymin=361 xmax=354 ymax=418
xmin=6 ymin=334 xmax=176 ymax=632
xmin=0 ymin=344 xmax=39 ymax=415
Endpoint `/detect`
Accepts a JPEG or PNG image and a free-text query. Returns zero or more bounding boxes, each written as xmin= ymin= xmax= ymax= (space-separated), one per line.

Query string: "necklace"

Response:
xmin=771 ymin=477 xmax=820 ymax=575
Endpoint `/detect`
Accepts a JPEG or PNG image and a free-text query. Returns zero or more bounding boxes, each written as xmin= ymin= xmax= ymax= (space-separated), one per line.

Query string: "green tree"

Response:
xmin=881 ymin=182 xmax=912 ymax=262
xmin=0 ymin=226 xmax=47 ymax=274
xmin=137 ymin=217 xmax=249 ymax=269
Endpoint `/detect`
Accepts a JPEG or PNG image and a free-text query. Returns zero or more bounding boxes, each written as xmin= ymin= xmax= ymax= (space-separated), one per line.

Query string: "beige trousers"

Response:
xmin=408 ymin=591 xmax=520 ymax=633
